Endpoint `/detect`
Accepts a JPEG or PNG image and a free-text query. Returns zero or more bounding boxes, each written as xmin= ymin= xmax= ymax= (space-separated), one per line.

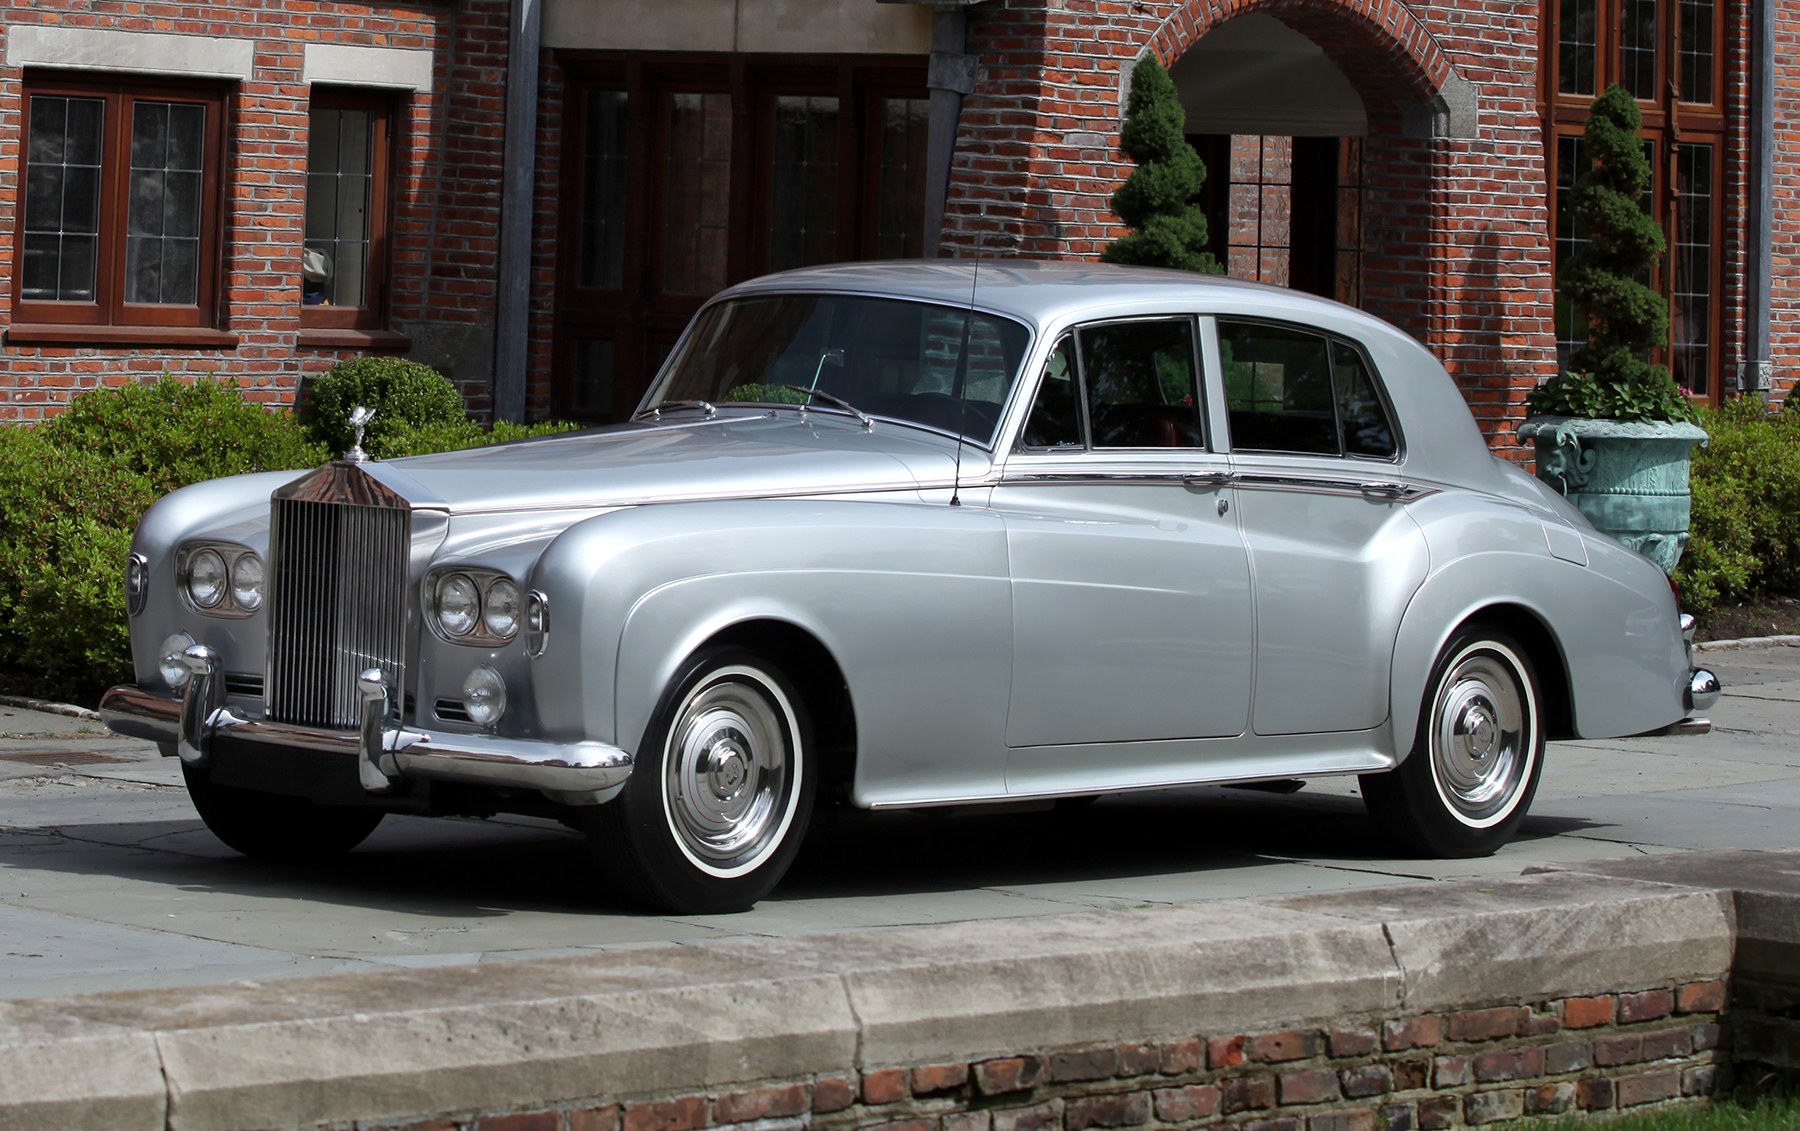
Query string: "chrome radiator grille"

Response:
xmin=266 ymin=497 xmax=410 ymax=729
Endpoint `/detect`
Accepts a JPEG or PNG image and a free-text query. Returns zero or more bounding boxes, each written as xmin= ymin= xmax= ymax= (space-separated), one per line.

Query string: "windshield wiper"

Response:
xmin=633 ymin=398 xmax=716 ymax=422
xmin=781 ymin=384 xmax=873 ymax=429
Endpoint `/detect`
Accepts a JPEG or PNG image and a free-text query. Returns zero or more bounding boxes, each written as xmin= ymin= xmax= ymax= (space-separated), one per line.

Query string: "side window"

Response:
xmin=1220 ymin=320 xmax=1396 ymax=458
xmin=1020 ymin=319 xmax=1205 ymax=450
xmin=1022 ymin=336 xmax=1081 ymax=448
xmin=304 ymin=89 xmax=396 ymax=333
xmin=1332 ymin=340 xmax=1397 ymax=458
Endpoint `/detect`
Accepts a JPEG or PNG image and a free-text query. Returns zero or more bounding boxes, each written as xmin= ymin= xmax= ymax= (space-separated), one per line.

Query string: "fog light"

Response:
xmin=462 ymin=666 xmax=507 ymax=728
xmin=159 ymin=632 xmax=197 ymax=691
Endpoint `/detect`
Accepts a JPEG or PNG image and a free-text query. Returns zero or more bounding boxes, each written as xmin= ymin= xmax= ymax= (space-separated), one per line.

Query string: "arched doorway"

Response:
xmin=1170 ymin=14 xmax=1367 ymax=305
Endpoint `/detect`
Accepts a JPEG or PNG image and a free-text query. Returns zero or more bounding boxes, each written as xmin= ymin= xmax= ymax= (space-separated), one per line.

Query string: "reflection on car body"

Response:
xmin=100 ymin=261 xmax=1719 ymax=913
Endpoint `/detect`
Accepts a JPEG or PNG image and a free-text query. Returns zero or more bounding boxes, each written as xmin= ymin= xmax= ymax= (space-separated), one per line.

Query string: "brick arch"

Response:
xmin=1149 ymin=0 xmax=1457 ymax=120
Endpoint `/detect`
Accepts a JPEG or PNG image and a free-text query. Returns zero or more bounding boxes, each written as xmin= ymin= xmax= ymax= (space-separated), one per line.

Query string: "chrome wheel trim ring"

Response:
xmin=660 ymin=665 xmax=802 ymax=879
xmin=1428 ymin=641 xmax=1536 ymax=829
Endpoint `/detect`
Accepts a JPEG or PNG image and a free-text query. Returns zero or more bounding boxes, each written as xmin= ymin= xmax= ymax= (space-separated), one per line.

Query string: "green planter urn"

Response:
xmin=1517 ymin=415 xmax=1708 ymax=574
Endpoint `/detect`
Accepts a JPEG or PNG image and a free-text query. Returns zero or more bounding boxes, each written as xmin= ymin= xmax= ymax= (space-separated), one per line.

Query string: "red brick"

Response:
xmin=1577 ymin=1077 xmax=1616 ymax=1110
xmin=1116 ymin=1042 xmax=1159 ymax=1077
xmin=1157 ymin=1039 xmax=1202 ymax=1075
xmin=1463 ymin=1090 xmax=1525 ymax=1125
xmin=571 ymin=1106 xmax=622 ymax=1131
xmin=623 ymin=1099 xmax=710 ymax=1131
xmin=1595 ymin=1035 xmax=1647 ymax=1066
xmin=1417 ymin=1095 xmax=1460 ymax=1131
xmin=1473 ymin=1046 xmax=1544 ymax=1083
xmin=475 ymin=1115 xmax=561 ymax=1131
xmin=1382 ymin=1017 xmax=1442 ymax=1051
xmin=1307 ymin=1113 xmax=1377 ymax=1131
xmin=1445 ymin=1007 xmax=1522 ymax=1042
xmin=715 ymin=1084 xmax=807 ymax=1124
xmin=911 ymin=1063 xmax=970 ymax=1095
xmin=991 ymin=1102 xmax=1059 ymax=1131
xmin=1432 ymin=1056 xmax=1469 ymax=1088
xmin=1050 ymin=1048 xmax=1118 ymax=1082
xmin=1527 ymin=1082 xmax=1577 ymax=1115
xmin=1391 ymin=1058 xmax=1430 ymax=1091
xmin=1329 ymin=1029 xmax=1378 ymax=1058
xmin=862 ymin=1068 xmax=909 ymax=1105
xmin=1208 ymin=1034 xmax=1246 ymax=1068
xmin=974 ymin=1056 xmax=1047 ymax=1096
xmin=1250 ymin=1030 xmax=1322 ymax=1063
xmin=1222 ymin=1075 xmax=1276 ymax=1113
xmin=1153 ymin=1085 xmax=1221 ymax=1122
xmin=943 ymin=1114 xmax=989 ymax=1131
xmin=1340 ymin=1063 xmax=1393 ymax=1098
xmin=1277 ymin=1068 xmax=1340 ymax=1105
xmin=1676 ymin=980 xmax=1727 ymax=1014
xmin=1619 ymin=989 xmax=1675 ymax=1024
xmin=862 ymin=1121 xmax=934 ymax=1131
xmin=1064 ymin=1093 xmax=1149 ymax=1131
xmin=1562 ymin=996 xmax=1616 ymax=1029
xmin=812 ymin=1076 xmax=855 ymax=1113
xmin=1644 ymin=1026 xmax=1696 ymax=1060
xmin=1618 ymin=1069 xmax=1681 ymax=1108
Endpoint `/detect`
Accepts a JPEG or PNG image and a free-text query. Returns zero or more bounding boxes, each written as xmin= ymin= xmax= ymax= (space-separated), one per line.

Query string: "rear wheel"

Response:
xmin=588 ymin=646 xmax=814 ymax=914
xmin=181 ymin=764 xmax=385 ymax=861
xmin=1362 ymin=626 xmax=1544 ymax=858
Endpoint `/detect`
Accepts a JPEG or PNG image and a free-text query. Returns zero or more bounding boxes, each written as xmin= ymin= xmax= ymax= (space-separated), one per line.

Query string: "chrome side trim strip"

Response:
xmin=1231 ymin=473 xmax=1438 ymax=502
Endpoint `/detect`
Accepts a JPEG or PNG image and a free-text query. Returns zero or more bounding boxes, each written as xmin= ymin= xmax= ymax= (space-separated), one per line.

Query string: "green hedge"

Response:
xmin=1 ymin=367 xmax=573 ymax=705
xmin=1674 ymin=398 xmax=1800 ymax=613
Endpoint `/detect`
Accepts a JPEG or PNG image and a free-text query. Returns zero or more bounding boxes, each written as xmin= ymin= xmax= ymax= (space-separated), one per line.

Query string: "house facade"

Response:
xmin=0 ymin=0 xmax=1788 ymax=449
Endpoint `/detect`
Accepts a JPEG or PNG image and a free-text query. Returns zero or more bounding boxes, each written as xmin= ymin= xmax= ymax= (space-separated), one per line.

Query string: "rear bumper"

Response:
xmin=100 ymin=646 xmax=631 ymax=805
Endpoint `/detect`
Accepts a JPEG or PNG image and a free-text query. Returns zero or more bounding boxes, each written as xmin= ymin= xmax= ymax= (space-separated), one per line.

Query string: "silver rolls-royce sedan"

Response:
xmin=101 ymin=261 xmax=1718 ymax=913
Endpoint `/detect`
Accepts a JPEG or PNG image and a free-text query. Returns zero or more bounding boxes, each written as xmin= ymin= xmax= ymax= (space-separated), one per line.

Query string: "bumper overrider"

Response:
xmin=1659 ymin=613 xmax=1721 ymax=737
xmin=99 ymin=644 xmax=633 ymax=806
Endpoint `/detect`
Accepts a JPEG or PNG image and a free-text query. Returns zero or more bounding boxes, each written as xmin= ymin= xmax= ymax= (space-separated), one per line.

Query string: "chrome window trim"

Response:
xmin=1211 ymin=315 xmax=1405 ymax=463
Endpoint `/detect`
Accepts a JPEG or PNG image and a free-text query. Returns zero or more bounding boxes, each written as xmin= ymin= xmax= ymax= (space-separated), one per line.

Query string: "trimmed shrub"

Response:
xmin=302 ymin=356 xmax=469 ymax=458
xmin=372 ymin=418 xmax=583 ymax=458
xmin=38 ymin=377 xmax=327 ymax=496
xmin=1676 ymin=399 xmax=1800 ymax=612
xmin=1101 ymin=57 xmax=1222 ymax=274
xmin=0 ymin=427 xmax=161 ymax=699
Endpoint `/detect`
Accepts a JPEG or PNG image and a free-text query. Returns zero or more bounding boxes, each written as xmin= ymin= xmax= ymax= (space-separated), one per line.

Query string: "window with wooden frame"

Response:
xmin=550 ymin=57 xmax=927 ymax=424
xmin=11 ymin=74 xmax=229 ymax=344
xmin=1543 ymin=0 xmax=1727 ymax=400
xmin=302 ymin=89 xmax=397 ymax=340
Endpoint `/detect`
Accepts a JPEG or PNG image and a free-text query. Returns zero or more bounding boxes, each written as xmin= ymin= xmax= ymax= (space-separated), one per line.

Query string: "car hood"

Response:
xmin=351 ymin=413 xmax=983 ymax=514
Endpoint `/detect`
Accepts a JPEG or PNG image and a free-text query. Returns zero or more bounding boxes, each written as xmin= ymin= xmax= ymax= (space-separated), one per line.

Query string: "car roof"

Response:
xmin=718 ymin=259 xmax=1360 ymax=328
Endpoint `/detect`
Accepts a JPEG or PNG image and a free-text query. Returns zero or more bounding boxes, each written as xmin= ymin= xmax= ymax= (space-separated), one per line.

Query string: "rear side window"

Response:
xmin=1219 ymin=320 xmax=1397 ymax=458
xmin=1020 ymin=318 xmax=1206 ymax=450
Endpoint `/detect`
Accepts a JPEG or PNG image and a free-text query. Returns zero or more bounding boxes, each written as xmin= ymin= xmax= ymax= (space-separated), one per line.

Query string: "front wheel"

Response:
xmin=1361 ymin=627 xmax=1544 ymax=858
xmin=181 ymin=764 xmax=385 ymax=861
xmin=587 ymin=647 xmax=815 ymax=914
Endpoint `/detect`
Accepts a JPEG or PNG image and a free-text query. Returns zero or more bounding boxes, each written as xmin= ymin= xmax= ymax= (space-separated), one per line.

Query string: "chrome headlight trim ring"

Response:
xmin=176 ymin=543 xmax=264 ymax=619
xmin=426 ymin=567 xmax=524 ymax=647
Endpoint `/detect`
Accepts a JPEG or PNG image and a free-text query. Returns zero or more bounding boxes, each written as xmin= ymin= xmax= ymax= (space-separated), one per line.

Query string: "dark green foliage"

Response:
xmin=1101 ymin=57 xmax=1222 ymax=274
xmin=2 ymin=372 xmax=576 ymax=705
xmin=39 ymin=377 xmax=328 ymax=496
xmin=1675 ymin=399 xmax=1800 ymax=612
xmin=302 ymin=356 xmax=470 ymax=458
xmin=374 ymin=418 xmax=582 ymax=457
xmin=1527 ymin=85 xmax=1694 ymax=423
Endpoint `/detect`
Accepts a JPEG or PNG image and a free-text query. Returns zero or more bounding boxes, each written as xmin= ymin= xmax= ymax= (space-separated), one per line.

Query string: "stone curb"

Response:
xmin=1695 ymin=634 xmax=1800 ymax=652
xmin=2 ymin=851 xmax=1789 ymax=1131
xmin=0 ymin=694 xmax=100 ymax=722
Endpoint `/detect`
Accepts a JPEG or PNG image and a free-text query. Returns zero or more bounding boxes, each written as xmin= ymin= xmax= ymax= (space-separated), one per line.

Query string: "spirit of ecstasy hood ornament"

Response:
xmin=345 ymin=405 xmax=375 ymax=464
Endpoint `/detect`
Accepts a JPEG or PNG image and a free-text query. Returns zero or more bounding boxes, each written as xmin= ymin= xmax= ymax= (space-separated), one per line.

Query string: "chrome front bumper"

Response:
xmin=99 ymin=645 xmax=632 ymax=806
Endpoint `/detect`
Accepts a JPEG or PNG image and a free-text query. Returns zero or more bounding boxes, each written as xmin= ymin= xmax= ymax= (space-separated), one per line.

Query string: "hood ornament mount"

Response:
xmin=345 ymin=405 xmax=375 ymax=464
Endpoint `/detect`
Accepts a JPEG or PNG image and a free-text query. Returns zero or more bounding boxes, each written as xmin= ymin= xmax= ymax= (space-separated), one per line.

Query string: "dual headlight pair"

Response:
xmin=179 ymin=545 xmax=264 ymax=616
xmin=428 ymin=569 xmax=549 ymax=655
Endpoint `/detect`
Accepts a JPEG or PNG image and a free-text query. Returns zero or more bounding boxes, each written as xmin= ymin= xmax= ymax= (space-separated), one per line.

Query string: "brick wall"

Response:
xmin=339 ymin=978 xmax=1742 ymax=1131
xmin=0 ymin=0 xmax=511 ymax=423
xmin=940 ymin=0 xmax=1753 ymax=451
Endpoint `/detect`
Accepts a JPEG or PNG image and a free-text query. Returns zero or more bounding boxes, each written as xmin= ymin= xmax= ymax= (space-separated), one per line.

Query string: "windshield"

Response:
xmin=647 ymin=294 xmax=1032 ymax=447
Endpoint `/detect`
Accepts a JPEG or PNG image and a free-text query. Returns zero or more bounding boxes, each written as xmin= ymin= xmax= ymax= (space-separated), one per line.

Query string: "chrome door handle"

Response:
xmin=1359 ymin=481 xmax=1433 ymax=502
xmin=1184 ymin=472 xmax=1236 ymax=490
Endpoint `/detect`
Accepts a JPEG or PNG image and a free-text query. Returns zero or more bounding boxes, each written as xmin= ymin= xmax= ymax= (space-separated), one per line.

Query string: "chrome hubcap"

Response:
xmin=663 ymin=668 xmax=796 ymax=875
xmin=1430 ymin=647 xmax=1532 ymax=825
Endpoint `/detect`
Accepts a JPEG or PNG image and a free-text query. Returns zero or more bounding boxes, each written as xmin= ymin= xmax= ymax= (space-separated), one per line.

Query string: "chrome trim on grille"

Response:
xmin=266 ymin=468 xmax=412 ymax=730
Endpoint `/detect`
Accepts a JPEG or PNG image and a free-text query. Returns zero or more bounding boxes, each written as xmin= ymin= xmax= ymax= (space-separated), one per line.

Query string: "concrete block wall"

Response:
xmin=2 ymin=852 xmax=1797 ymax=1131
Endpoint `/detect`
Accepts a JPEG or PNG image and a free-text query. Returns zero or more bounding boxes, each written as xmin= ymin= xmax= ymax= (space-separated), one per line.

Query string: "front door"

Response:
xmin=995 ymin=318 xmax=1254 ymax=748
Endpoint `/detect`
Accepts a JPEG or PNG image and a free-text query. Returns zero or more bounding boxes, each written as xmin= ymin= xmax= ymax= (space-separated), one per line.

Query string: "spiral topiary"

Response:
xmin=1101 ymin=57 xmax=1222 ymax=275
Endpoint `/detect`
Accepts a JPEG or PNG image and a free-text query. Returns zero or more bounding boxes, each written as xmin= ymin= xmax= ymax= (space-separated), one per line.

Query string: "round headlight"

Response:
xmin=185 ymin=548 xmax=228 ymax=609
xmin=230 ymin=553 xmax=265 ymax=612
xmin=483 ymin=579 xmax=521 ymax=639
xmin=462 ymin=665 xmax=507 ymax=727
xmin=436 ymin=574 xmax=481 ymax=637
xmin=159 ymin=632 xmax=197 ymax=691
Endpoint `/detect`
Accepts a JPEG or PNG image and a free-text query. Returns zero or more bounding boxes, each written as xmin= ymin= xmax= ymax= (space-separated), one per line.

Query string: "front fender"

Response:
xmin=527 ymin=499 xmax=1013 ymax=800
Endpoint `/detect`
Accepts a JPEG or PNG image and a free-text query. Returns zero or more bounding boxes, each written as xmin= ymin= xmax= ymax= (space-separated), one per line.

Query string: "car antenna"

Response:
xmin=949 ymin=212 xmax=984 ymax=508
